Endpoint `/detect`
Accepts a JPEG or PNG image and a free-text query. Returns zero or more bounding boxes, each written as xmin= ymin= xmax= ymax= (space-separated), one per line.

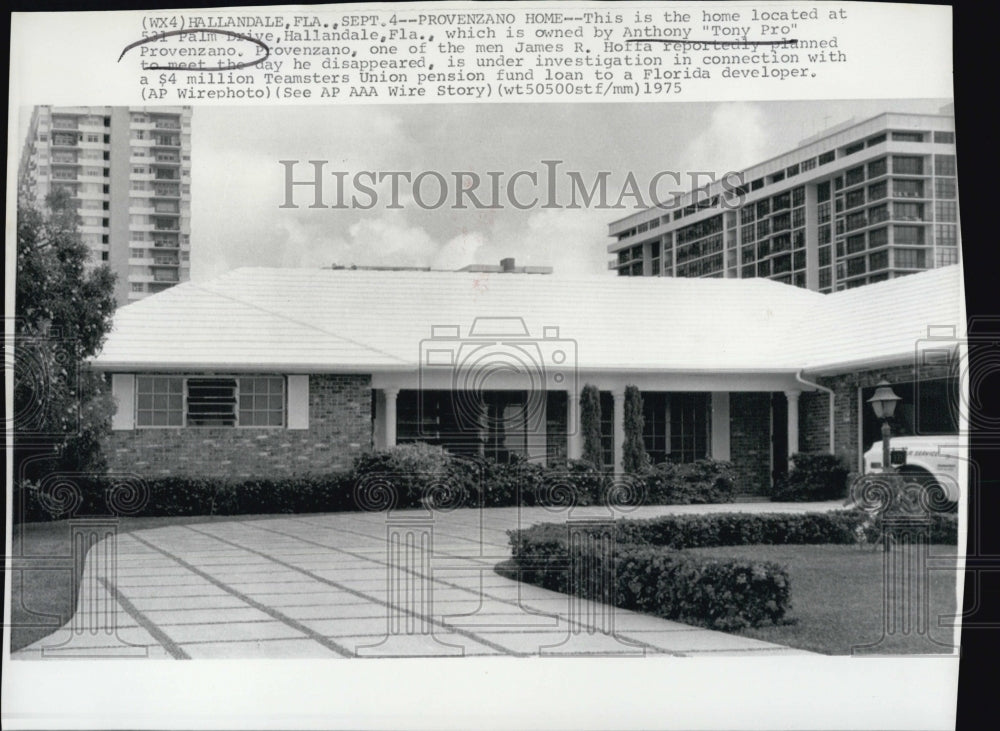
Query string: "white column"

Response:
xmin=612 ymin=388 xmax=626 ymax=477
xmin=287 ymin=375 xmax=310 ymax=430
xmin=785 ymin=390 xmax=800 ymax=466
xmin=373 ymin=390 xmax=386 ymax=449
xmin=384 ymin=388 xmax=399 ymax=449
xmin=566 ymin=389 xmax=582 ymax=460
xmin=111 ymin=374 xmax=135 ymax=431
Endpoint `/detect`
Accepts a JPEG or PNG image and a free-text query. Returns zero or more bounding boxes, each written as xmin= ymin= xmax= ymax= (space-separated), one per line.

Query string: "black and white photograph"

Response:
xmin=3 ymin=2 xmax=977 ymax=729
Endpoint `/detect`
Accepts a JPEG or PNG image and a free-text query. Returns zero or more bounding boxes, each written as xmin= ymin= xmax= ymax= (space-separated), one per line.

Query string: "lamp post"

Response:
xmin=855 ymin=379 xmax=947 ymax=653
xmin=867 ymin=379 xmax=902 ymax=474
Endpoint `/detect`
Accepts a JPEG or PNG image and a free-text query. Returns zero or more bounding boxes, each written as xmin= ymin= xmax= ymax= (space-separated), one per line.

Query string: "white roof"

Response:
xmin=796 ymin=264 xmax=964 ymax=372
xmin=92 ymin=265 xmax=962 ymax=375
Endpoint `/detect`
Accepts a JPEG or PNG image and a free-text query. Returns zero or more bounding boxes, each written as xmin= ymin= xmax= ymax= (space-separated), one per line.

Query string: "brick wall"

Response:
xmin=729 ymin=392 xmax=772 ymax=495
xmin=104 ymin=374 xmax=372 ymax=478
xmin=800 ymin=362 xmax=953 ymax=475
xmin=800 ymin=391 xmax=830 ymax=454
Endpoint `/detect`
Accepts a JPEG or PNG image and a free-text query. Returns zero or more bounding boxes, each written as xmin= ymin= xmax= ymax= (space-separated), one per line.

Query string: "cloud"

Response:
xmin=190 ymin=101 xmax=949 ymax=281
xmin=262 ymin=211 xmax=440 ymax=270
xmin=675 ymin=102 xmax=769 ymax=188
xmin=452 ymin=208 xmax=611 ymax=276
xmin=216 ymin=203 xmax=612 ymax=279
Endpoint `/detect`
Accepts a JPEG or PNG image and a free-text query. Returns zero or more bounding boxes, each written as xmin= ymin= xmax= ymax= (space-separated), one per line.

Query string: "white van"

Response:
xmin=862 ymin=435 xmax=961 ymax=504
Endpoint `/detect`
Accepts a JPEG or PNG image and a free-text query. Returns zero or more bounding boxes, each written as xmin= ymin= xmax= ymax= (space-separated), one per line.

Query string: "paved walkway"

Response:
xmin=14 ymin=501 xmax=844 ymax=659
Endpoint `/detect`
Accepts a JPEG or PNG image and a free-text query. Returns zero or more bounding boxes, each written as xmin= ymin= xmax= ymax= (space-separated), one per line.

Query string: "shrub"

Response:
xmin=535 ymin=458 xmax=609 ymax=506
xmin=448 ymin=455 xmax=608 ymax=508
xmin=505 ymin=524 xmax=790 ymax=630
xmin=622 ymin=386 xmax=649 ymax=473
xmin=12 ymin=472 xmax=356 ymax=522
xmin=447 ymin=454 xmax=543 ymax=508
xmin=771 ymin=453 xmax=850 ymax=502
xmin=504 ymin=508 xmax=958 ymax=630
xmin=640 ymin=459 xmax=737 ymax=504
xmin=512 ymin=509 xmax=957 ymax=550
xmin=858 ymin=510 xmax=959 ymax=546
xmin=352 ymin=442 xmax=452 ymax=508
xmin=609 ymin=510 xmax=863 ymax=548
xmin=579 ymin=384 xmax=603 ymax=468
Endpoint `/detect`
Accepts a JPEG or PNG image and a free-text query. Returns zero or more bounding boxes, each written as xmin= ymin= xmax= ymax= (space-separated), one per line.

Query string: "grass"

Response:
xmin=8 ymin=514 xmax=287 ymax=652
xmin=685 ymin=543 xmax=961 ymax=655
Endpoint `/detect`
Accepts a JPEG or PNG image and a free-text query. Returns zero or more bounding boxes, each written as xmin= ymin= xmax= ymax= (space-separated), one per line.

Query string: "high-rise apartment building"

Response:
xmin=19 ymin=106 xmax=192 ymax=305
xmin=607 ymin=109 xmax=959 ymax=292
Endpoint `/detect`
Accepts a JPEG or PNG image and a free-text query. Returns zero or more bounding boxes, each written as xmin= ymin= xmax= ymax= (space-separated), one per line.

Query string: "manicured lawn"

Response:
xmin=8 ymin=514 xmax=285 ymax=652
xmin=686 ymin=543 xmax=961 ymax=655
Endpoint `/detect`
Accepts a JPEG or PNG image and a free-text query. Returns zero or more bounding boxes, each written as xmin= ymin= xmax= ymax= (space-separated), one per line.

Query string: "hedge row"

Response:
xmin=353 ymin=450 xmax=609 ymax=509
xmin=512 ymin=509 xmax=958 ymax=551
xmin=354 ymin=445 xmax=737 ymax=509
xmin=13 ymin=474 xmax=358 ymax=522
xmin=504 ymin=524 xmax=790 ymax=631
xmin=613 ymin=511 xmax=862 ymax=547
xmin=503 ymin=509 xmax=958 ymax=630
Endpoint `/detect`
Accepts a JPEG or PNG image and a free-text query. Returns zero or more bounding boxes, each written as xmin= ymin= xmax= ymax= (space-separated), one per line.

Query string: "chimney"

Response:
xmin=500 ymin=257 xmax=516 ymax=272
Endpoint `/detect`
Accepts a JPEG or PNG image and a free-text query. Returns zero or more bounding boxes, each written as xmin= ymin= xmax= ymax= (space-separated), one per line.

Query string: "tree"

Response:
xmin=623 ymin=385 xmax=649 ymax=473
xmin=580 ymin=384 xmax=603 ymax=468
xmin=14 ymin=187 xmax=117 ymax=483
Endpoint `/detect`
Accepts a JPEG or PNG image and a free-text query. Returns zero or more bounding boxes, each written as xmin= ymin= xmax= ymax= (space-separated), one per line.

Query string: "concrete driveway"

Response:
xmin=14 ymin=502 xmax=844 ymax=659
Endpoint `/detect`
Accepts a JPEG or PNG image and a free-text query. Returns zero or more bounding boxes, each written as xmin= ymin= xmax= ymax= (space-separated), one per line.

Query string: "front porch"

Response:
xmin=371 ymin=372 xmax=818 ymax=494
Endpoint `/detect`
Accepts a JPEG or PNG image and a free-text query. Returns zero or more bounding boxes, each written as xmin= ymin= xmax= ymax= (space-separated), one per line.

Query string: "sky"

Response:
xmin=181 ymin=99 xmax=949 ymax=280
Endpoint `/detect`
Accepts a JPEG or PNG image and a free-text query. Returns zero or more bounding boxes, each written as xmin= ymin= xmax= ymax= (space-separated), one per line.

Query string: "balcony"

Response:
xmin=51 ymin=134 xmax=80 ymax=148
xmin=152 ymin=136 xmax=181 ymax=147
xmin=152 ymin=271 xmax=179 ymax=283
xmin=891 ymin=188 xmax=927 ymax=200
xmin=153 ymin=119 xmax=182 ymax=130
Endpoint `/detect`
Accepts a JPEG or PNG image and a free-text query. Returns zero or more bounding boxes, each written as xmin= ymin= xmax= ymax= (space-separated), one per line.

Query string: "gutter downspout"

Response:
xmin=795 ymin=370 xmax=835 ymax=455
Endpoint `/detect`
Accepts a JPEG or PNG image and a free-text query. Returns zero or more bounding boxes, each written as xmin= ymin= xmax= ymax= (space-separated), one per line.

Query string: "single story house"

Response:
xmin=91 ymin=264 xmax=963 ymax=493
